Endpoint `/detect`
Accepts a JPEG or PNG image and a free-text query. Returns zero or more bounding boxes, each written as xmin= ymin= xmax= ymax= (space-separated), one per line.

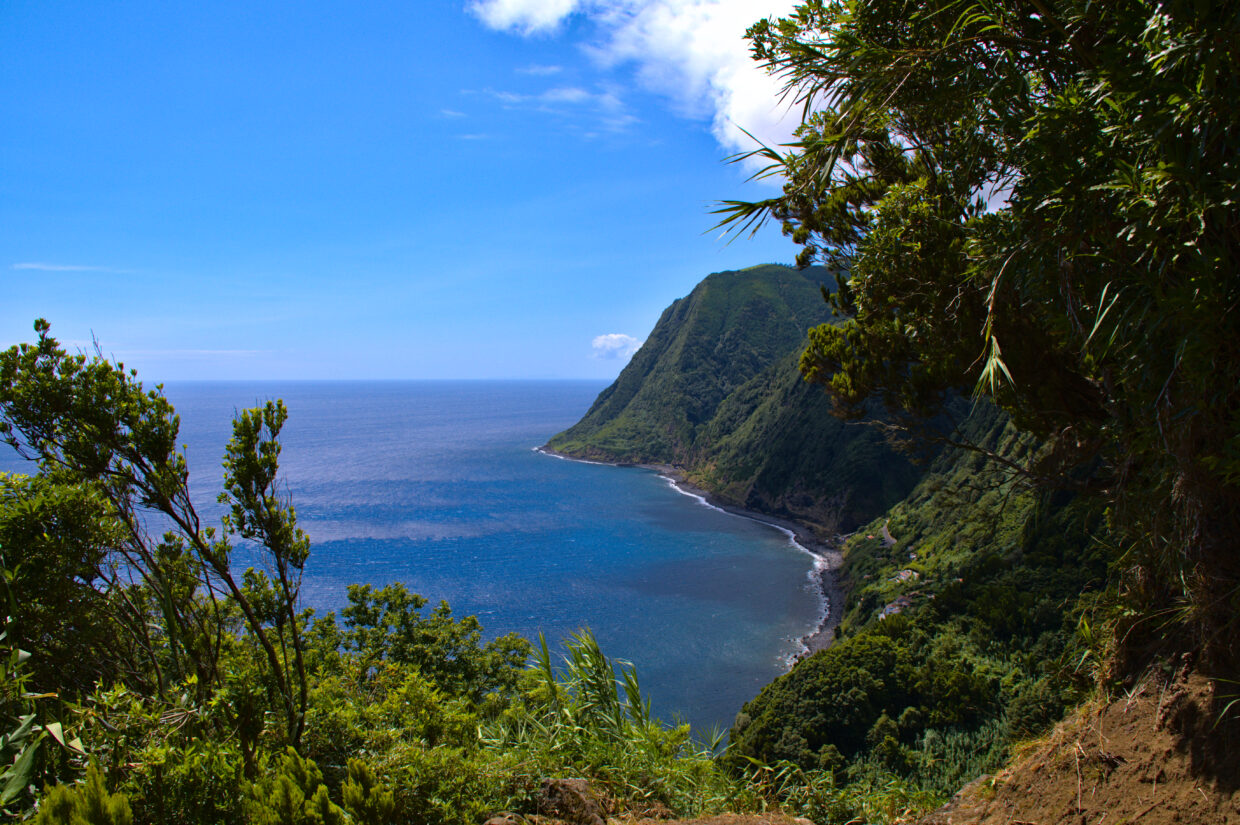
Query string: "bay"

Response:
xmin=3 ymin=380 xmax=822 ymax=733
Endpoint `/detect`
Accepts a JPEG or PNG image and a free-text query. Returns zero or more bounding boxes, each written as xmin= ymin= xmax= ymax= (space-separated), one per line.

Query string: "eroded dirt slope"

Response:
xmin=921 ymin=665 xmax=1239 ymax=824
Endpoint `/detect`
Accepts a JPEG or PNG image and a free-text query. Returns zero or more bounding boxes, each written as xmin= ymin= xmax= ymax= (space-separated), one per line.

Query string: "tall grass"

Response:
xmin=479 ymin=629 xmax=956 ymax=823
xmin=480 ymin=630 xmax=749 ymax=817
xmin=748 ymin=761 xmax=941 ymax=825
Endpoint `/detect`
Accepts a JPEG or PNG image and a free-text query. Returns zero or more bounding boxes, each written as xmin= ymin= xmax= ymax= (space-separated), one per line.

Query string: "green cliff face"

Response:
xmin=545 ymin=264 xmax=922 ymax=533
xmin=727 ymin=402 xmax=1112 ymax=795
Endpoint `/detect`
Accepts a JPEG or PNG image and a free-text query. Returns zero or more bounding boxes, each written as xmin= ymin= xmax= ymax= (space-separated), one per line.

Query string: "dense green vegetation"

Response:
xmin=0 ymin=324 xmax=790 ymax=824
xmin=547 ymin=264 xmax=923 ymax=532
xmin=709 ymin=4 xmax=1240 ymax=810
xmin=721 ymin=0 xmax=1240 ymax=672
xmin=6 ymin=1 xmax=1236 ymax=821
xmin=728 ymin=403 xmax=1112 ymax=797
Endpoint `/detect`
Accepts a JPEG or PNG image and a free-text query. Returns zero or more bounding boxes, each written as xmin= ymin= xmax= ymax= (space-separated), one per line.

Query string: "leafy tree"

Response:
xmin=313 ymin=583 xmax=529 ymax=704
xmin=720 ymin=0 xmax=1240 ymax=669
xmin=729 ymin=632 xmax=914 ymax=767
xmin=0 ymin=321 xmax=311 ymax=745
xmin=0 ymin=475 xmax=120 ymax=694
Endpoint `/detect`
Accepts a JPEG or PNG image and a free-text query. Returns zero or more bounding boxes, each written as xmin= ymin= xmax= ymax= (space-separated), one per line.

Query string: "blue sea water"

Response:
xmin=4 ymin=381 xmax=823 ymax=733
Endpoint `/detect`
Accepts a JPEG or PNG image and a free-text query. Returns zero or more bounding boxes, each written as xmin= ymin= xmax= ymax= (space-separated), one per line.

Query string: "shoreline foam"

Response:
xmin=535 ymin=446 xmax=844 ymax=665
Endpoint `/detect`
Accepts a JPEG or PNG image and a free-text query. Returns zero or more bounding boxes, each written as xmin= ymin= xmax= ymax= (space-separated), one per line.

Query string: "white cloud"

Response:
xmin=469 ymin=0 xmax=801 ymax=167
xmin=13 ymin=262 xmax=122 ymax=272
xmin=468 ymin=0 xmax=584 ymax=34
xmin=591 ymin=333 xmax=643 ymax=359
xmin=542 ymin=86 xmax=593 ymax=104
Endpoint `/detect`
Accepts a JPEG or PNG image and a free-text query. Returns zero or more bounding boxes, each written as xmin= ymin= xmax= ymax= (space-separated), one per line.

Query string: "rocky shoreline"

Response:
xmin=536 ymin=447 xmax=845 ymax=661
xmin=640 ymin=463 xmax=845 ymax=659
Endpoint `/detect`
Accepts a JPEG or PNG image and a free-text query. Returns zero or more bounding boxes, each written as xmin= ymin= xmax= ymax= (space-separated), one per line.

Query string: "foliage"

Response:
xmin=720 ymin=0 xmax=1240 ymax=668
xmin=244 ymin=749 xmax=346 ymax=825
xmin=0 ymin=475 xmax=120 ymax=694
xmin=59 ymin=680 xmax=246 ymax=825
xmin=309 ymin=583 xmax=530 ymax=705
xmin=0 ymin=321 xmax=312 ymax=744
xmin=728 ymin=403 xmax=1113 ymax=804
xmin=1 ymin=621 xmax=48 ymax=815
xmin=482 ymin=631 xmax=747 ymax=818
xmin=299 ymin=656 xmax=512 ymax=825
xmin=749 ymin=761 xmax=940 ymax=825
xmin=31 ymin=764 xmax=132 ymax=825
xmin=547 ymin=264 xmax=923 ymax=532
xmin=339 ymin=760 xmax=395 ymax=825
xmin=0 ymin=552 xmax=90 ymax=816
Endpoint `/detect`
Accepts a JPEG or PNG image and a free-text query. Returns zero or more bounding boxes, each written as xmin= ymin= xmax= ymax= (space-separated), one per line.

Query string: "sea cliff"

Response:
xmin=545 ymin=263 xmax=924 ymax=537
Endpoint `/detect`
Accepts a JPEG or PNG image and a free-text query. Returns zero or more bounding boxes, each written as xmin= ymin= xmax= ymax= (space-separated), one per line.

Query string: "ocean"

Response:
xmin=3 ymin=380 xmax=823 ymax=733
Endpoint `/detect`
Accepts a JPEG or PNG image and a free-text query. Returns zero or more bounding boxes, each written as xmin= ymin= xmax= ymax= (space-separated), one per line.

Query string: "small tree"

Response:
xmin=0 ymin=321 xmax=310 ymax=746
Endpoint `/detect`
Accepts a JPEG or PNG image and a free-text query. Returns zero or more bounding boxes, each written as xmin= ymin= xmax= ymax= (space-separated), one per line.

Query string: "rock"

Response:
xmin=483 ymin=814 xmax=521 ymax=825
xmin=536 ymin=777 xmax=610 ymax=825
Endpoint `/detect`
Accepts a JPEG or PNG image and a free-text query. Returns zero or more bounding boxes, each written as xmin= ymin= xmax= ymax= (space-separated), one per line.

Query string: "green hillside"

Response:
xmin=727 ymin=403 xmax=1113 ymax=796
xmin=546 ymin=264 xmax=921 ymax=532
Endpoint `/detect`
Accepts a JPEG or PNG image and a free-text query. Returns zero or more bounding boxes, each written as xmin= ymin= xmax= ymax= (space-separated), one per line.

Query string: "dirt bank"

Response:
xmin=920 ymin=662 xmax=1240 ymax=824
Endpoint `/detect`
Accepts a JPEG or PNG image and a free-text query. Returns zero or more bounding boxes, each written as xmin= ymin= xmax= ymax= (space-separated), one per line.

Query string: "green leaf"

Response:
xmin=0 ymin=733 xmax=40 ymax=806
xmin=44 ymin=721 xmax=86 ymax=754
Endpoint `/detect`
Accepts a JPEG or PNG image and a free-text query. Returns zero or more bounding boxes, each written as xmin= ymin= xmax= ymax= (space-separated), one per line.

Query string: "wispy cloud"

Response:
xmin=440 ymin=108 xmax=467 ymax=118
xmin=591 ymin=333 xmax=643 ymax=360
xmin=469 ymin=0 xmax=801 ymax=168
xmin=458 ymin=133 xmax=490 ymax=140
xmin=488 ymin=85 xmax=615 ymax=108
xmin=116 ymin=349 xmax=266 ymax=358
xmin=542 ymin=86 xmax=593 ymax=104
xmin=517 ymin=64 xmax=564 ymax=75
xmin=481 ymin=84 xmax=635 ymax=133
xmin=13 ymin=262 xmax=127 ymax=273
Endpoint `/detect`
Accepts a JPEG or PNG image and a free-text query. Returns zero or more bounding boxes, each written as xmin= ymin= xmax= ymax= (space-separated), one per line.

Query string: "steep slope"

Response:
xmin=726 ymin=403 xmax=1117 ymax=805
xmin=546 ymin=264 xmax=920 ymax=533
xmin=550 ymin=264 xmax=836 ymax=460
xmin=687 ymin=352 xmax=922 ymax=532
xmin=920 ymin=667 xmax=1240 ymax=824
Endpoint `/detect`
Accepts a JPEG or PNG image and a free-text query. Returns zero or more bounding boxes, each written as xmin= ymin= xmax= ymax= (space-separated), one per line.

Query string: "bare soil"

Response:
xmin=497 ymin=813 xmax=811 ymax=825
xmin=623 ymin=817 xmax=811 ymax=825
xmin=919 ymin=665 xmax=1240 ymax=824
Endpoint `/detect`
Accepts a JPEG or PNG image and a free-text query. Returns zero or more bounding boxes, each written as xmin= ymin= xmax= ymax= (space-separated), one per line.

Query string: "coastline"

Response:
xmin=535 ymin=446 xmax=845 ymax=663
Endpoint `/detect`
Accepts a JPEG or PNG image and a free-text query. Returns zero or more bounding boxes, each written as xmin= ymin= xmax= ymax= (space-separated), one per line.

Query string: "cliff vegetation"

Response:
xmin=547 ymin=264 xmax=922 ymax=534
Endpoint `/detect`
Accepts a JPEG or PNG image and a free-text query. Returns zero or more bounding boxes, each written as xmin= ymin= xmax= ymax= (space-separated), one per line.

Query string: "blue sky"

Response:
xmin=1 ymin=0 xmax=801 ymax=379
